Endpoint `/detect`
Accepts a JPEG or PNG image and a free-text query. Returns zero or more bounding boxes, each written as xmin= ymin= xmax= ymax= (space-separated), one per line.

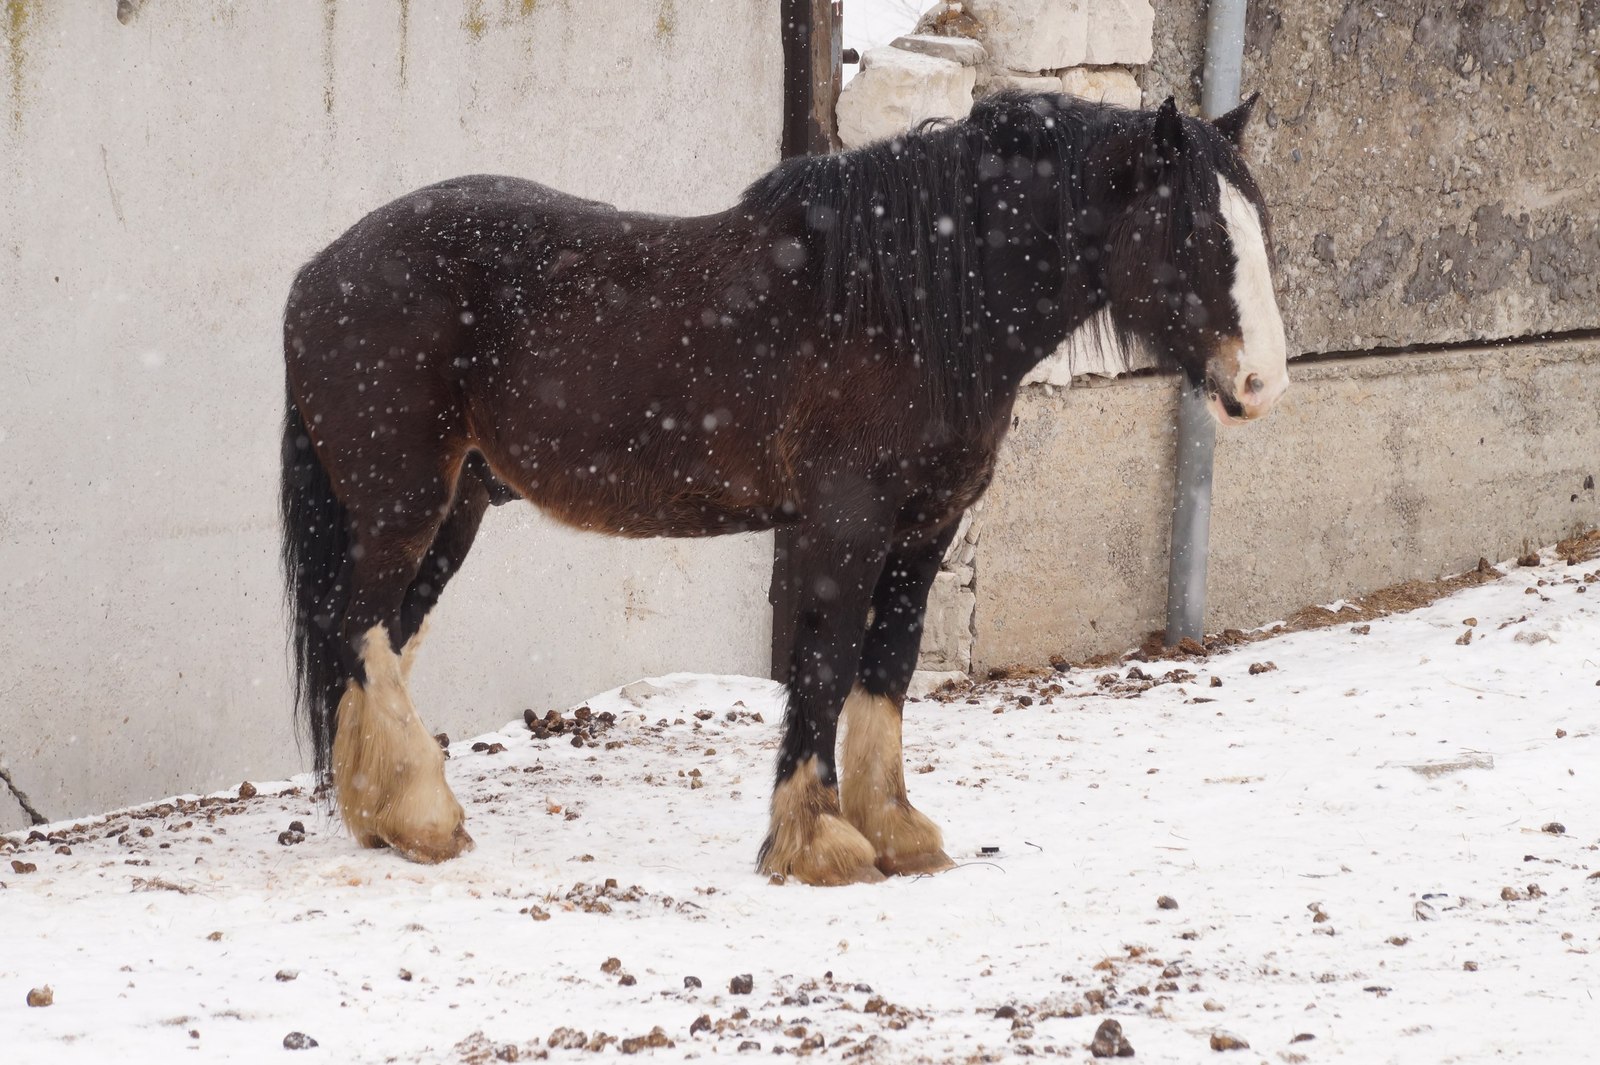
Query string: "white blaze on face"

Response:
xmin=1215 ymin=173 xmax=1289 ymax=419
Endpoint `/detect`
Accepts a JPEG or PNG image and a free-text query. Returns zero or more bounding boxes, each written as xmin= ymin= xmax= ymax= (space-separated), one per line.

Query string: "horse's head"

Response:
xmin=1098 ymin=95 xmax=1288 ymax=424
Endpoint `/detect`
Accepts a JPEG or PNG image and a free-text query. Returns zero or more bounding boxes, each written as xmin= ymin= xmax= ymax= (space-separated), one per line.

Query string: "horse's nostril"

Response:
xmin=1245 ymin=373 xmax=1264 ymax=395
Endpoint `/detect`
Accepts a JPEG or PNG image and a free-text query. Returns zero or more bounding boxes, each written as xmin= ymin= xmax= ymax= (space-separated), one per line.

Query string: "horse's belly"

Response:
xmin=502 ymin=461 xmax=785 ymax=540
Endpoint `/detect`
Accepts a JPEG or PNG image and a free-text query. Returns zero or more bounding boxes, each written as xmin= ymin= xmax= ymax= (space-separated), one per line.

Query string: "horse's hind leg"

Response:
xmin=333 ymin=465 xmax=473 ymax=864
xmin=841 ymin=524 xmax=960 ymax=876
xmin=396 ymin=462 xmax=495 ymax=681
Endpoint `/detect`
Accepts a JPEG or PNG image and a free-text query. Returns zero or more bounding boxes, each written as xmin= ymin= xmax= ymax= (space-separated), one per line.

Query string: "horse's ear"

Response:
xmin=1213 ymin=92 xmax=1259 ymax=146
xmin=1153 ymin=96 xmax=1185 ymax=165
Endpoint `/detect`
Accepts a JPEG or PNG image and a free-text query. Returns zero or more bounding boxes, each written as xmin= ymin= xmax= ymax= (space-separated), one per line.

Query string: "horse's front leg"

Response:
xmin=758 ymin=522 xmax=890 ymax=886
xmin=843 ymin=522 xmax=961 ymax=876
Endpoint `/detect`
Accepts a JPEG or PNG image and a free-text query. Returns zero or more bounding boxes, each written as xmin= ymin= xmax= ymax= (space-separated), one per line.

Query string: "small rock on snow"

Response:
xmin=1088 ymin=1017 xmax=1134 ymax=1057
xmin=1209 ymin=1030 xmax=1249 ymax=1051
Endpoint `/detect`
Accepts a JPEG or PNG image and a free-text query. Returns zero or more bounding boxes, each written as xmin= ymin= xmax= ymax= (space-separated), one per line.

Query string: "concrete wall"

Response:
xmin=0 ymin=2 xmax=782 ymax=830
xmin=975 ymin=339 xmax=1600 ymax=669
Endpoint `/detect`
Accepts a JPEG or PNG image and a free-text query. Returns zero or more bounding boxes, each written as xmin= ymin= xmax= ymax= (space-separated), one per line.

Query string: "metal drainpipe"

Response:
xmin=1164 ymin=0 xmax=1249 ymax=644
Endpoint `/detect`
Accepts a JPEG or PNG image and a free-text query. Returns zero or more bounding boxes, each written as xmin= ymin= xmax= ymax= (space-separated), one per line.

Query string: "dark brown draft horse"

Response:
xmin=281 ymin=93 xmax=1287 ymax=884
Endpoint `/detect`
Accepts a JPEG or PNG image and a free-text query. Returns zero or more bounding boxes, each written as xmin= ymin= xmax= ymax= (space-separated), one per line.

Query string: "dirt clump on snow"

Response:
xmin=523 ymin=705 xmax=616 ymax=746
xmin=1555 ymin=528 xmax=1600 ymax=563
xmin=277 ymin=820 xmax=307 ymax=847
xmin=618 ymin=1027 xmax=673 ymax=1053
xmin=450 ymin=1031 xmax=540 ymax=1062
xmin=1089 ymin=1017 xmax=1134 ymax=1057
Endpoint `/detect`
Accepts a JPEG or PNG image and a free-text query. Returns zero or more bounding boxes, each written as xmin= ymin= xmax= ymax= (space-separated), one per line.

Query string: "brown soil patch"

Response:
xmin=1555 ymin=528 xmax=1600 ymax=564
xmin=1268 ymin=555 xmax=1502 ymax=636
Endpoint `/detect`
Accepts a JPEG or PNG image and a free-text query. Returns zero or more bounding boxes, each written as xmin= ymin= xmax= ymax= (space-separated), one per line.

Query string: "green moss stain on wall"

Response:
xmin=655 ymin=0 xmax=677 ymax=41
xmin=398 ymin=0 xmax=410 ymax=88
xmin=459 ymin=0 xmax=545 ymax=48
xmin=5 ymin=0 xmax=34 ymax=132
xmin=322 ymin=0 xmax=337 ymax=116
xmin=464 ymin=0 xmax=487 ymax=41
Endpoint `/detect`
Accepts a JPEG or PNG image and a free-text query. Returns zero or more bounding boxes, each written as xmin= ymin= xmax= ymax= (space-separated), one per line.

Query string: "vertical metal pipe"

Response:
xmin=1165 ymin=382 xmax=1217 ymax=643
xmin=1164 ymin=0 xmax=1248 ymax=644
xmin=1199 ymin=0 xmax=1249 ymax=119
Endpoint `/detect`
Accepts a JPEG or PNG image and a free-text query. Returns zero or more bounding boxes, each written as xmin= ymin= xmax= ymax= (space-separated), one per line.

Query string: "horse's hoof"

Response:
xmin=764 ymin=851 xmax=886 ymax=887
xmin=758 ymin=813 xmax=885 ymax=886
xmin=877 ymin=847 xmax=955 ymax=877
xmin=389 ymin=820 xmax=474 ymax=865
xmin=759 ymin=854 xmax=886 ymax=886
xmin=848 ymin=799 xmax=952 ymax=878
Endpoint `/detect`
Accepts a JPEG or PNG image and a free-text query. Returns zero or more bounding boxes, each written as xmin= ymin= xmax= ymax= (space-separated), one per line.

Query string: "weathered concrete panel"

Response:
xmin=0 ymin=2 xmax=782 ymax=831
xmin=1142 ymin=1 xmax=1600 ymax=352
xmin=975 ymin=340 xmax=1600 ymax=669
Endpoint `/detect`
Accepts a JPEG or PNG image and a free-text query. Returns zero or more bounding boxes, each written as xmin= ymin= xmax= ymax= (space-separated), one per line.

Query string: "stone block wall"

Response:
xmin=836 ymin=1 xmax=1149 ymax=149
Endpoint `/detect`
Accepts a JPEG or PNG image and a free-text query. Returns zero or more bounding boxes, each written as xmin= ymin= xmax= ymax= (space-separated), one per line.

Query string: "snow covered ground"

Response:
xmin=4 ymin=548 xmax=1597 ymax=1063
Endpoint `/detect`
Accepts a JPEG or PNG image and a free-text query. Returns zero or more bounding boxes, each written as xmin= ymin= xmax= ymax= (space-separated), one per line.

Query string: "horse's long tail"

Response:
xmin=280 ymin=384 xmax=350 ymax=778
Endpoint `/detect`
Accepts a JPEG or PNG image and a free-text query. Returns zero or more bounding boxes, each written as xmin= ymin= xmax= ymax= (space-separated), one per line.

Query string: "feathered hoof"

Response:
xmin=864 ymin=803 xmax=954 ymax=878
xmin=344 ymin=789 xmax=474 ymax=865
xmin=876 ymin=843 xmax=955 ymax=878
xmin=758 ymin=812 xmax=886 ymax=886
xmin=838 ymin=684 xmax=954 ymax=878
xmin=759 ymin=756 xmax=886 ymax=886
xmin=332 ymin=667 xmax=473 ymax=865
xmin=385 ymin=819 xmax=475 ymax=865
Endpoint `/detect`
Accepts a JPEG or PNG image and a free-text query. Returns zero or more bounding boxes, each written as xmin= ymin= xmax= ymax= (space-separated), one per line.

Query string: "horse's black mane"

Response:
xmin=741 ymin=93 xmax=1255 ymax=425
xmin=744 ymin=114 xmax=986 ymax=423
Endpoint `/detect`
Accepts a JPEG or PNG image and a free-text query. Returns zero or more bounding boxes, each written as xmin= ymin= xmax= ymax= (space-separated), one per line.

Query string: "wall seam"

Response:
xmin=0 ymin=762 xmax=48 ymax=826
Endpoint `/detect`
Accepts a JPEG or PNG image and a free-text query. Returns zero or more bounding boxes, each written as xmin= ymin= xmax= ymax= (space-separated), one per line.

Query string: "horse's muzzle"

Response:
xmin=1204 ymin=339 xmax=1288 ymax=425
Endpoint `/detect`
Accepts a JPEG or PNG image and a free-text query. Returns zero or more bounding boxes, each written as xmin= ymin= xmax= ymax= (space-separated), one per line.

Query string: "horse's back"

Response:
xmin=284 ymin=175 xmax=625 ymax=393
xmin=291 ymin=175 xmax=618 ymax=293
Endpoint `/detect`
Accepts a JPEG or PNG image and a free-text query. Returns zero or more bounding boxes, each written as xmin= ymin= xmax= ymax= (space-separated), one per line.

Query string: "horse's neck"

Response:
xmin=987 ymin=277 xmax=1106 ymax=394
